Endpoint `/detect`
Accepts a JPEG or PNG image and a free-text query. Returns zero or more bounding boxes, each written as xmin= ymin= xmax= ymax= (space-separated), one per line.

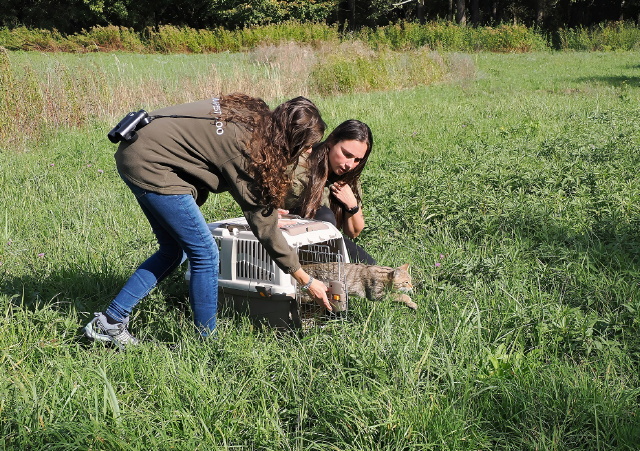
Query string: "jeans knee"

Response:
xmin=158 ymin=243 xmax=184 ymax=262
xmin=188 ymin=240 xmax=218 ymax=273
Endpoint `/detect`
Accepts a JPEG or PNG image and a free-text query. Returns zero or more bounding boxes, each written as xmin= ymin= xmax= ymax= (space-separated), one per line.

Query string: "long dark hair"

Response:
xmin=298 ymin=119 xmax=373 ymax=227
xmin=220 ymin=94 xmax=325 ymax=208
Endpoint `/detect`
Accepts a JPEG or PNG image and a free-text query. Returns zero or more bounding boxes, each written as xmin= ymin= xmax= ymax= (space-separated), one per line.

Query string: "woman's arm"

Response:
xmin=342 ymin=207 xmax=365 ymax=239
xmin=225 ymin=157 xmax=331 ymax=311
xmin=243 ymin=206 xmax=331 ymax=310
xmin=330 ymin=182 xmax=365 ymax=238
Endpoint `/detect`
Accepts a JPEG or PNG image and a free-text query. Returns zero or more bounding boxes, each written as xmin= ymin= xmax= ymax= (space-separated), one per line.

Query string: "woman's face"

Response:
xmin=328 ymin=139 xmax=368 ymax=176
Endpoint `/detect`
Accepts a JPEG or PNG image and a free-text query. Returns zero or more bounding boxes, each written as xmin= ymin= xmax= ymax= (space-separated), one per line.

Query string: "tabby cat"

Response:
xmin=301 ymin=262 xmax=416 ymax=310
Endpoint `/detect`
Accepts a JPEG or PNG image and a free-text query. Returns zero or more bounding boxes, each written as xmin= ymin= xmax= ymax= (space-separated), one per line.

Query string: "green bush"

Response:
xmin=593 ymin=21 xmax=640 ymax=50
xmin=477 ymin=24 xmax=549 ymax=52
xmin=0 ymin=26 xmax=67 ymax=51
xmin=239 ymin=21 xmax=340 ymax=48
xmin=556 ymin=21 xmax=640 ymax=50
xmin=147 ymin=25 xmax=192 ymax=53
xmin=75 ymin=25 xmax=145 ymax=52
xmin=310 ymin=45 xmax=446 ymax=95
xmin=1 ymin=21 xmax=640 ymax=53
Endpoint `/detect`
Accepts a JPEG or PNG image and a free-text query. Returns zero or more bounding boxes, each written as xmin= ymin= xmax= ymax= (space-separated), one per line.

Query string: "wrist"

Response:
xmin=345 ymin=204 xmax=360 ymax=215
xmin=301 ymin=276 xmax=314 ymax=291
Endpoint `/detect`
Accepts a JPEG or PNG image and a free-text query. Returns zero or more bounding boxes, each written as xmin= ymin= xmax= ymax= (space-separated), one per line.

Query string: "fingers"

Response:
xmin=330 ymin=184 xmax=356 ymax=208
xmin=333 ymin=184 xmax=353 ymax=198
xmin=310 ymin=279 xmax=332 ymax=311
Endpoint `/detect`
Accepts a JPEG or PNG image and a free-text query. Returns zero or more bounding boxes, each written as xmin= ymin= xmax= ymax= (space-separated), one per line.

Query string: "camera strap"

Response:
xmin=148 ymin=114 xmax=221 ymax=122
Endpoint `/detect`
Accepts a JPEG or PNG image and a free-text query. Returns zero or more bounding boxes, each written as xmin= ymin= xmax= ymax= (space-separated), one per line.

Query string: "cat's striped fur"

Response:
xmin=302 ymin=262 xmax=416 ymax=310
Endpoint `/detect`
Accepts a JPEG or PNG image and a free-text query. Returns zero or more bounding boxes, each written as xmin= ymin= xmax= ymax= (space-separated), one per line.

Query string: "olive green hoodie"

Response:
xmin=115 ymin=98 xmax=300 ymax=273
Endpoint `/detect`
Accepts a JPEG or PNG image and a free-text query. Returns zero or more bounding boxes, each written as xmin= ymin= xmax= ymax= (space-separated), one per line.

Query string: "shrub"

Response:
xmin=310 ymin=42 xmax=447 ymax=95
xmin=1 ymin=26 xmax=66 ymax=51
xmin=556 ymin=21 xmax=640 ymax=51
xmin=239 ymin=21 xmax=340 ymax=49
xmin=478 ymin=24 xmax=549 ymax=52
xmin=147 ymin=25 xmax=194 ymax=53
xmin=75 ymin=25 xmax=145 ymax=52
xmin=1 ymin=22 xmax=640 ymax=54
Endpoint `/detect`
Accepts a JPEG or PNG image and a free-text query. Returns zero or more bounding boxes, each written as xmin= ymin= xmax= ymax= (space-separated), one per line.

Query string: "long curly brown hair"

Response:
xmin=297 ymin=119 xmax=373 ymax=228
xmin=219 ymin=93 xmax=325 ymax=208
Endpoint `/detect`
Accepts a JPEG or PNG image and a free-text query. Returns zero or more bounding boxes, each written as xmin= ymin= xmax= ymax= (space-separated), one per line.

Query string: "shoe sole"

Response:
xmin=84 ymin=322 xmax=139 ymax=349
xmin=83 ymin=323 xmax=114 ymax=343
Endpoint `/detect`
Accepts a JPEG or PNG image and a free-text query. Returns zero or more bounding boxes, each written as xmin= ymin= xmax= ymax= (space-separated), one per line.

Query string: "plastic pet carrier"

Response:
xmin=186 ymin=216 xmax=349 ymax=328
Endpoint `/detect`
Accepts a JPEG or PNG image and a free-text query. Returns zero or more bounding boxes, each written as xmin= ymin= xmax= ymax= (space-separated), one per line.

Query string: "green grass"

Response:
xmin=1 ymin=51 xmax=640 ymax=449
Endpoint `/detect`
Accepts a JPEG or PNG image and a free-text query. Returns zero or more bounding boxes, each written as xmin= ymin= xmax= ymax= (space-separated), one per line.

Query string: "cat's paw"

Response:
xmin=397 ymin=294 xmax=417 ymax=310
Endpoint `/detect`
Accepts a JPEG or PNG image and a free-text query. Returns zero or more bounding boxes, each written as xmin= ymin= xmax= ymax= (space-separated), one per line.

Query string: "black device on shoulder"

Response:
xmin=107 ymin=109 xmax=220 ymax=144
xmin=107 ymin=110 xmax=153 ymax=144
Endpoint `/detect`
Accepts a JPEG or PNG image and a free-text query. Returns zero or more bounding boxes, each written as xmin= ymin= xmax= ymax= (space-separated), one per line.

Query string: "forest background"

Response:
xmin=1 ymin=0 xmax=640 ymax=38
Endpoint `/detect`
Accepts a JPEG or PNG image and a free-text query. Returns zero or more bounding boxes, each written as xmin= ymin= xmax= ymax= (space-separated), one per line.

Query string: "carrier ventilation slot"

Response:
xmin=236 ymin=239 xmax=275 ymax=282
xmin=214 ymin=237 xmax=223 ymax=271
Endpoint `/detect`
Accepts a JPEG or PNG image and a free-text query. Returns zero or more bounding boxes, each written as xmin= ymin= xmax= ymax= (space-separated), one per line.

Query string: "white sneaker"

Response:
xmin=84 ymin=312 xmax=139 ymax=348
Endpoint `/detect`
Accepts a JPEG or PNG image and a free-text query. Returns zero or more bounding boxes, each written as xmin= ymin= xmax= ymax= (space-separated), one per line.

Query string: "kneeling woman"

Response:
xmin=85 ymin=94 xmax=331 ymax=347
xmin=284 ymin=119 xmax=376 ymax=265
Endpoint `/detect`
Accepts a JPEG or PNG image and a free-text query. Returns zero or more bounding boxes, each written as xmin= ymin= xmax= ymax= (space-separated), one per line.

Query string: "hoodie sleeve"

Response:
xmin=221 ymin=155 xmax=301 ymax=274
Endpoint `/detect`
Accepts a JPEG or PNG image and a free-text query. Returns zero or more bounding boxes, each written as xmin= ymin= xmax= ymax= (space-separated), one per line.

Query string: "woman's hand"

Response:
xmin=330 ymin=182 xmax=357 ymax=210
xmin=330 ymin=182 xmax=365 ymax=238
xmin=292 ymin=268 xmax=331 ymax=311
xmin=306 ymin=278 xmax=332 ymax=311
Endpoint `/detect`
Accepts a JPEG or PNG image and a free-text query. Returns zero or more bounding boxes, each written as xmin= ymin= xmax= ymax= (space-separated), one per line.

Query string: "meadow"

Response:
xmin=1 ymin=48 xmax=640 ymax=449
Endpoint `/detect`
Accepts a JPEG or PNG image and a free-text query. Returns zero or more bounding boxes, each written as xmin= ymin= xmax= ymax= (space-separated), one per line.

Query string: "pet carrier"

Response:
xmin=185 ymin=216 xmax=349 ymax=328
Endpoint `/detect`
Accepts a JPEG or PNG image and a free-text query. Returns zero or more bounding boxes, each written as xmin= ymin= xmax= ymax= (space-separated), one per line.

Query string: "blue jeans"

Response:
xmin=105 ymin=175 xmax=218 ymax=335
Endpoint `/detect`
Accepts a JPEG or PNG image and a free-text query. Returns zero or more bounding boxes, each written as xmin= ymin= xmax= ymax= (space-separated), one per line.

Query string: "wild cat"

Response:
xmin=302 ymin=262 xmax=417 ymax=310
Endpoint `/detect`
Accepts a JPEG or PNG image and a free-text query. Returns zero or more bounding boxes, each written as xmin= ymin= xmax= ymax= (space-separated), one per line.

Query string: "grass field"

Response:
xmin=1 ymin=51 xmax=640 ymax=449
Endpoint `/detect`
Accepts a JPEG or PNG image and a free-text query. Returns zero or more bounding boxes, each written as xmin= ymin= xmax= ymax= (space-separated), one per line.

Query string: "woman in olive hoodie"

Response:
xmin=84 ymin=94 xmax=330 ymax=347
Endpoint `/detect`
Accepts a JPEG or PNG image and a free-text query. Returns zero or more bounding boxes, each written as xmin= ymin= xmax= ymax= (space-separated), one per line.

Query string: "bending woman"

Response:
xmin=84 ymin=94 xmax=330 ymax=347
xmin=284 ymin=119 xmax=376 ymax=265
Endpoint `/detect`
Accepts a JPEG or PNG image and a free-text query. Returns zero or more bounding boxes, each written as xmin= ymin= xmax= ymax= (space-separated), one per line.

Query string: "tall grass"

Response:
xmin=3 ymin=21 xmax=640 ymax=54
xmin=0 ymin=43 xmax=468 ymax=151
xmin=1 ymin=51 xmax=640 ymax=449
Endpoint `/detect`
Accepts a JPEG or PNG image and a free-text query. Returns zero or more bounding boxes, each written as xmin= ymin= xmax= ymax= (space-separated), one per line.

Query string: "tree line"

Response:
xmin=1 ymin=0 xmax=638 ymax=35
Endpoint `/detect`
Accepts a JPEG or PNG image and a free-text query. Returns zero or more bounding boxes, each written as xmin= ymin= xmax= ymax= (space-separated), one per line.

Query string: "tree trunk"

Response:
xmin=417 ymin=0 xmax=425 ymax=24
xmin=456 ymin=0 xmax=466 ymax=25
xmin=620 ymin=0 xmax=626 ymax=21
xmin=448 ymin=0 xmax=454 ymax=21
xmin=348 ymin=0 xmax=356 ymax=30
xmin=536 ymin=0 xmax=546 ymax=26
xmin=470 ymin=0 xmax=479 ymax=25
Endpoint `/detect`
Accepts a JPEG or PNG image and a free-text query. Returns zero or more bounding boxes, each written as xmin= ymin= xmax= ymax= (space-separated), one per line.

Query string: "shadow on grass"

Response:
xmin=532 ymin=218 xmax=639 ymax=311
xmin=0 ymin=264 xmax=302 ymax=343
xmin=576 ymin=75 xmax=640 ymax=87
xmin=0 ymin=265 xmax=196 ymax=342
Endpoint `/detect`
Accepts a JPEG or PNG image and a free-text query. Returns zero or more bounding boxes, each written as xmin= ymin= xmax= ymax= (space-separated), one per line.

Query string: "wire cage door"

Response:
xmin=297 ymin=238 xmax=348 ymax=319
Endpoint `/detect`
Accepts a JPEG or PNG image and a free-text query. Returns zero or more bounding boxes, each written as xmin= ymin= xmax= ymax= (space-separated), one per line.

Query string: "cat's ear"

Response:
xmin=398 ymin=263 xmax=410 ymax=272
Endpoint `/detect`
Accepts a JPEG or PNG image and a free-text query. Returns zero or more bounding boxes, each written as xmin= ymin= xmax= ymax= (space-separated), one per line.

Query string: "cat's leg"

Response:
xmin=392 ymin=293 xmax=418 ymax=310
